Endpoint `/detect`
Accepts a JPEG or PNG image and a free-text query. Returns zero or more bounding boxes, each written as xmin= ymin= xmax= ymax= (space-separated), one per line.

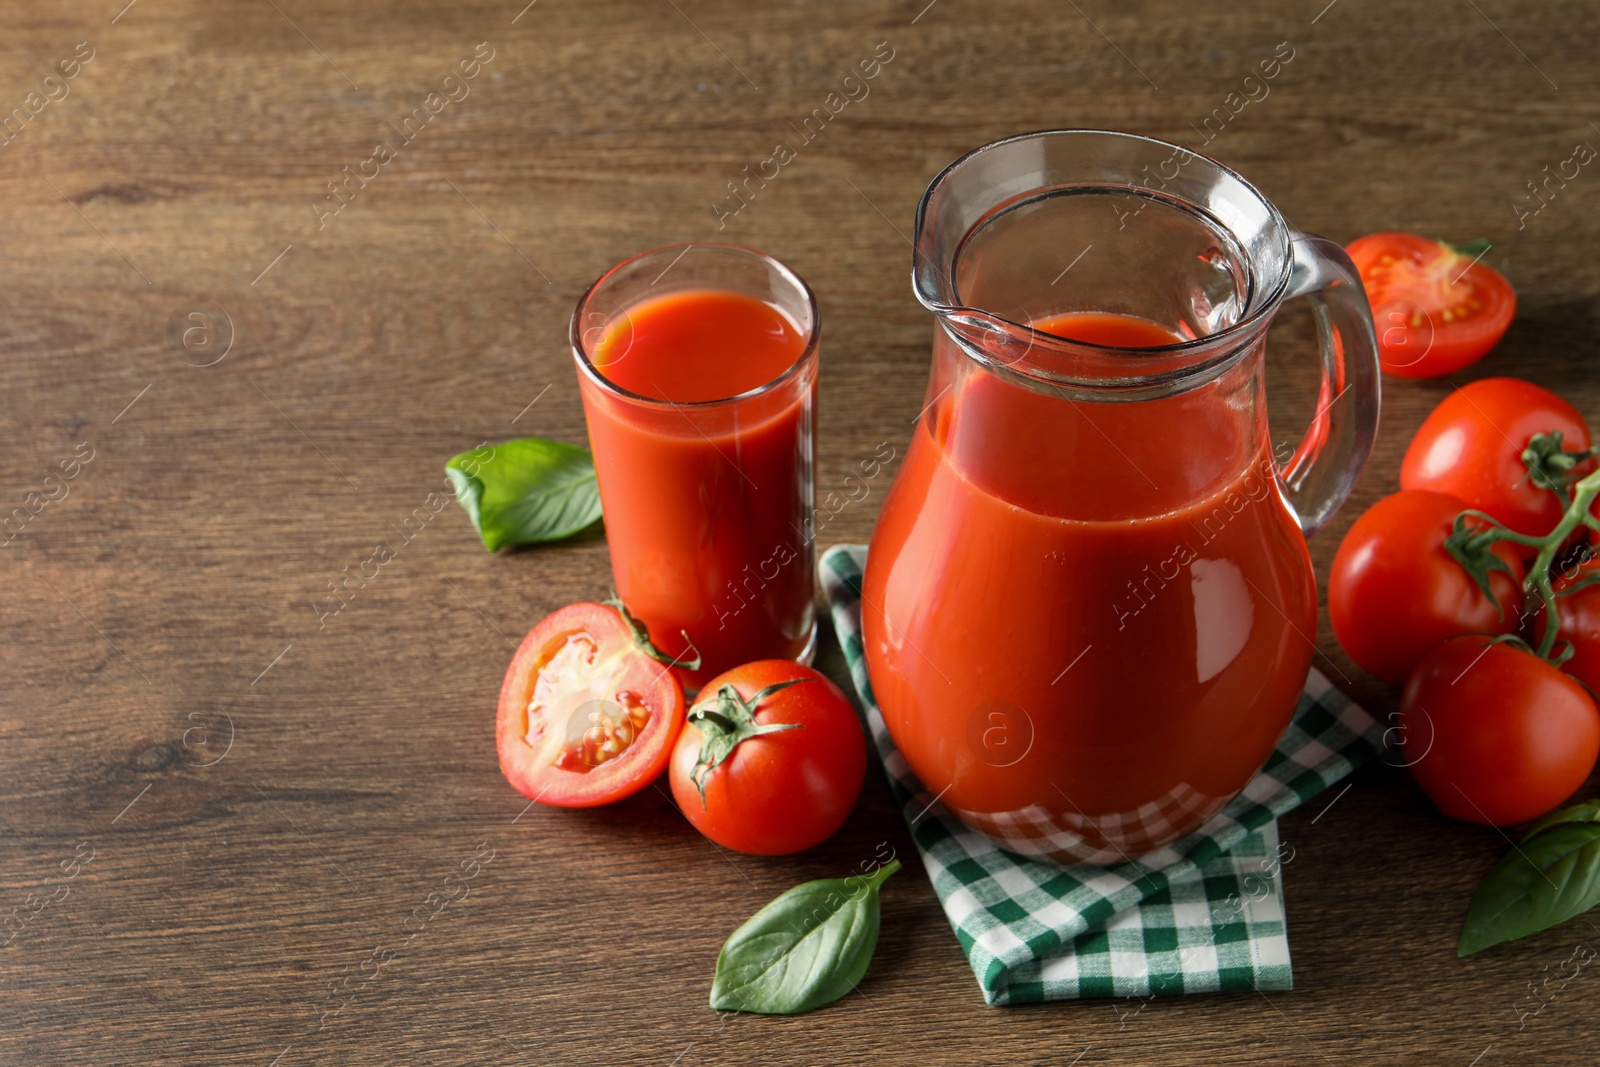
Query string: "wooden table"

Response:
xmin=4 ymin=0 xmax=1597 ymax=1062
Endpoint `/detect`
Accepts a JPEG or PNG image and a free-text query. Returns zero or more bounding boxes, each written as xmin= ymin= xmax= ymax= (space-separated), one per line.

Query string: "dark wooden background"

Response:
xmin=3 ymin=0 xmax=1597 ymax=1062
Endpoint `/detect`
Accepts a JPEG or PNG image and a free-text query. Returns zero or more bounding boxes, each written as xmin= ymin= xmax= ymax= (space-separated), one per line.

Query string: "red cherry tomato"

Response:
xmin=1347 ymin=232 xmax=1515 ymax=379
xmin=1400 ymin=378 xmax=1593 ymax=538
xmin=1329 ymin=490 xmax=1524 ymax=684
xmin=1399 ymin=635 xmax=1599 ymax=825
xmin=496 ymin=601 xmax=686 ymax=808
xmin=669 ymin=660 xmax=867 ymax=855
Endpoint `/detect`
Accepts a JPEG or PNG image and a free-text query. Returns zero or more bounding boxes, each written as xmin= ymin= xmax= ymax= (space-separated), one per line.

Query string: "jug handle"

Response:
xmin=1274 ymin=232 xmax=1382 ymax=536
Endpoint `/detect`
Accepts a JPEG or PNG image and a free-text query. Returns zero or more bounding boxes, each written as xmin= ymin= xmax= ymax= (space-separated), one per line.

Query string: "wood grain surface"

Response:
xmin=3 ymin=0 xmax=1598 ymax=1063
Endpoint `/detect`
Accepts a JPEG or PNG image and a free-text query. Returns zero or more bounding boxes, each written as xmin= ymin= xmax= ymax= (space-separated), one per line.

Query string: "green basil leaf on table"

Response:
xmin=1521 ymin=798 xmax=1600 ymax=843
xmin=445 ymin=439 xmax=602 ymax=551
xmin=1457 ymin=817 xmax=1600 ymax=957
xmin=711 ymin=859 xmax=901 ymax=1015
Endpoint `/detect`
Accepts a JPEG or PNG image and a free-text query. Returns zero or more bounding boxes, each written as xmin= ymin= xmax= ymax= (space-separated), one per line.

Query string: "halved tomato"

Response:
xmin=1347 ymin=232 xmax=1516 ymax=379
xmin=496 ymin=601 xmax=688 ymax=808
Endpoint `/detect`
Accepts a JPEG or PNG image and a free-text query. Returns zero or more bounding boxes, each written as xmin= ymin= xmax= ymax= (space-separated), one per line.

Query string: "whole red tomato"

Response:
xmin=1543 ymin=552 xmax=1600 ymax=695
xmin=1401 ymin=378 xmax=1593 ymax=538
xmin=669 ymin=661 xmax=867 ymax=855
xmin=1399 ymin=636 xmax=1600 ymax=826
xmin=1329 ymin=490 xmax=1524 ymax=684
xmin=1347 ymin=232 xmax=1515 ymax=379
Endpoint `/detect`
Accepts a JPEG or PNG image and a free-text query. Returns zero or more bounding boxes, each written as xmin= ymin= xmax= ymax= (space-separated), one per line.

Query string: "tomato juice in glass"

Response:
xmin=572 ymin=245 xmax=819 ymax=689
xmin=861 ymin=131 xmax=1381 ymax=864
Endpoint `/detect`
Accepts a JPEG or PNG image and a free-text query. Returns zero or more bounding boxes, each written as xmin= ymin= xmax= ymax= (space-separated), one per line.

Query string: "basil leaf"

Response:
xmin=1457 ymin=823 xmax=1600 ymax=956
xmin=711 ymin=859 xmax=901 ymax=1015
xmin=445 ymin=439 xmax=602 ymax=551
xmin=1522 ymin=798 xmax=1600 ymax=843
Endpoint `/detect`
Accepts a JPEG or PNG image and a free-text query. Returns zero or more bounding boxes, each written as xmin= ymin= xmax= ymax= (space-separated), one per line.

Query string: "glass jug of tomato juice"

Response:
xmin=862 ymin=130 xmax=1381 ymax=864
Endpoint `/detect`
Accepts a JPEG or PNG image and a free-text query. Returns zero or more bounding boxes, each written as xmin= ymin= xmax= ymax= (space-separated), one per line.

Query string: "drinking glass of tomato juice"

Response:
xmin=571 ymin=244 xmax=819 ymax=689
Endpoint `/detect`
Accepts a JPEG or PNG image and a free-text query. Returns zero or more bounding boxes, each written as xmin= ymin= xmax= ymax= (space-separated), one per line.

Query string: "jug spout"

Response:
xmin=927 ymin=306 xmax=1042 ymax=372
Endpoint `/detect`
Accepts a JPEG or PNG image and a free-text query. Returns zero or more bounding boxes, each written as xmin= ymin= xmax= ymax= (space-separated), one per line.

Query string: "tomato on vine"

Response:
xmin=1329 ymin=490 xmax=1524 ymax=684
xmin=1393 ymin=458 xmax=1600 ymax=826
xmin=1542 ymin=552 xmax=1600 ymax=695
xmin=1399 ymin=636 xmax=1599 ymax=826
xmin=1401 ymin=378 xmax=1594 ymax=538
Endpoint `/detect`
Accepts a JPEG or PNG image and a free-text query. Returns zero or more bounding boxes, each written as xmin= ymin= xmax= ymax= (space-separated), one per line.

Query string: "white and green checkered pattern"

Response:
xmin=820 ymin=545 xmax=1387 ymax=1004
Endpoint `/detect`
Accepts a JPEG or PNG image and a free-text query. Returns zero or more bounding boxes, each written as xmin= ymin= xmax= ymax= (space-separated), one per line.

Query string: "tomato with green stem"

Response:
xmin=1329 ymin=490 xmax=1524 ymax=684
xmin=496 ymin=600 xmax=696 ymax=808
xmin=669 ymin=661 xmax=867 ymax=856
xmin=1404 ymin=464 xmax=1600 ymax=825
xmin=1446 ymin=461 xmax=1600 ymax=663
xmin=1408 ymin=462 xmax=1600 ymax=956
xmin=1401 ymin=378 xmax=1595 ymax=538
xmin=1347 ymin=232 xmax=1515 ymax=379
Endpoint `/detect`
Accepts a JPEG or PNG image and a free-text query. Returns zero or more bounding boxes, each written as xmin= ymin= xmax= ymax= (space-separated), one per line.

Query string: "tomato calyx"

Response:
xmin=602 ymin=595 xmax=702 ymax=673
xmin=1443 ymin=512 xmax=1522 ymax=613
xmin=684 ymin=680 xmax=806 ymax=806
xmin=1521 ymin=431 xmax=1599 ymax=507
xmin=1445 ymin=238 xmax=1492 ymax=259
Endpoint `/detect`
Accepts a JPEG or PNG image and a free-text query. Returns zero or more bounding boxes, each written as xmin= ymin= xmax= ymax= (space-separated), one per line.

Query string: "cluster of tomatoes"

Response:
xmin=1330 ymin=376 xmax=1600 ymax=827
xmin=1333 ymin=234 xmax=1600 ymax=828
xmin=494 ymin=601 xmax=868 ymax=854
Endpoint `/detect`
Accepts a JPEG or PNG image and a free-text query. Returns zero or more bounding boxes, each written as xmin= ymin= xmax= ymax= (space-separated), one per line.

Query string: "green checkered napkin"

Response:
xmin=820 ymin=545 xmax=1387 ymax=1004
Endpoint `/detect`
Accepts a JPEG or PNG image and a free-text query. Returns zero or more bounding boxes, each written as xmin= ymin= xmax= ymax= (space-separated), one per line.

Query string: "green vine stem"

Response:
xmin=1446 ymin=456 xmax=1600 ymax=664
xmin=604 ymin=595 xmax=702 ymax=673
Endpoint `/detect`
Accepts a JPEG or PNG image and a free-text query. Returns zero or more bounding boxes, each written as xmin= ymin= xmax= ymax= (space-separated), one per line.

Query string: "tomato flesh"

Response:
xmin=1347 ymin=232 xmax=1515 ymax=379
xmin=497 ymin=602 xmax=685 ymax=808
